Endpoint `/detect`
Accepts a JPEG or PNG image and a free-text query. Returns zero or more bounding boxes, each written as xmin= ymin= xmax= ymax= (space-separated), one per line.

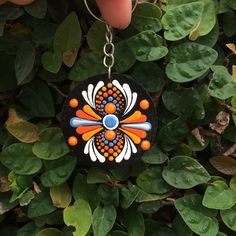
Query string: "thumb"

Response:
xmin=96 ymin=0 xmax=132 ymax=29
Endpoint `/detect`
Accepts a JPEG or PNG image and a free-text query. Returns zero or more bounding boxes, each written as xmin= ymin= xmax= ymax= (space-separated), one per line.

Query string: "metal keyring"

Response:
xmin=84 ymin=0 xmax=138 ymax=24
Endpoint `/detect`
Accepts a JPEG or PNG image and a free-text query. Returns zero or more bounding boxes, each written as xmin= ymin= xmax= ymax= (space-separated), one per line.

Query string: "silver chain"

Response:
xmin=103 ymin=24 xmax=115 ymax=79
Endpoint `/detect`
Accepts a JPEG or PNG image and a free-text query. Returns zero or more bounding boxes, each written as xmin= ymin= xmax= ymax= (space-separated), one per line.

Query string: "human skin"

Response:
xmin=0 ymin=0 xmax=132 ymax=29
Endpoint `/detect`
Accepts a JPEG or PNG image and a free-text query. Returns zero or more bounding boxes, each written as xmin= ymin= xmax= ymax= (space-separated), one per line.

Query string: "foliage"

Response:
xmin=0 ymin=0 xmax=236 ymax=235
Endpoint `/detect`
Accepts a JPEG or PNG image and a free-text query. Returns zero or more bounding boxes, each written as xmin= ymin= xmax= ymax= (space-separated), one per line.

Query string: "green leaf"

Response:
xmin=166 ymin=42 xmax=217 ymax=83
xmin=162 ymin=156 xmax=210 ymax=189
xmin=0 ymin=53 xmax=17 ymax=92
xmin=132 ymin=2 xmax=162 ymax=32
xmin=24 ymin=0 xmax=47 ymax=19
xmin=33 ymin=127 xmax=69 ymax=160
xmin=121 ymin=207 xmax=145 ymax=236
xmin=69 ymin=52 xmax=106 ymax=81
xmin=175 ymin=194 xmax=218 ymax=236
xmin=19 ymin=79 xmax=55 ymax=118
xmin=15 ymin=41 xmax=36 ymax=85
xmin=28 ymin=189 xmax=56 ymax=218
xmin=98 ymin=184 xmax=119 ymax=206
xmin=127 ymin=31 xmax=168 ymax=62
xmin=120 ymin=183 xmax=140 ymax=209
xmin=162 ymin=2 xmax=203 ymax=41
xmin=158 ymin=117 xmax=189 ymax=152
xmin=152 ymin=227 xmax=176 ymax=236
xmin=163 ymin=0 xmax=216 ymax=37
xmin=19 ymin=190 xmax=35 ymax=206
xmin=0 ymin=143 xmax=42 ymax=175
xmin=138 ymin=201 xmax=160 ymax=214
xmin=136 ymin=190 xmax=171 ymax=203
xmin=114 ymin=40 xmax=136 ymax=73
xmin=223 ymin=10 xmax=236 ymax=37
xmin=36 ymin=228 xmax=63 ymax=236
xmin=41 ymin=51 xmax=62 ymax=74
xmin=17 ymin=222 xmax=42 ymax=236
xmin=208 ymin=66 xmax=236 ymax=99
xmin=230 ymin=176 xmax=236 ymax=190
xmin=203 ymin=180 xmax=236 ymax=210
xmin=220 ymin=204 xmax=236 ymax=232
xmin=162 ymin=88 xmax=204 ymax=119
xmin=63 ymin=199 xmax=92 ymax=236
xmin=72 ymin=173 xmax=99 ymax=207
xmin=87 ymin=20 xmax=106 ymax=51
xmin=40 ymin=155 xmax=76 ymax=187
xmin=49 ymin=183 xmax=72 ymax=208
xmin=110 ymin=231 xmax=129 ymax=236
xmin=53 ymin=12 xmax=81 ymax=53
xmin=0 ymin=192 xmax=18 ymax=215
xmin=92 ymin=205 xmax=116 ymax=236
xmin=141 ymin=146 xmax=168 ymax=164
xmin=87 ymin=167 xmax=109 ymax=184
xmin=172 ymin=215 xmax=193 ymax=236
xmin=137 ymin=166 xmax=172 ymax=194
xmin=131 ymin=62 xmax=165 ymax=92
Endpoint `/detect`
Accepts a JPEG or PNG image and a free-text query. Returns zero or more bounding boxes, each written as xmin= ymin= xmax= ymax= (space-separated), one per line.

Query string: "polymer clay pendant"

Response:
xmin=62 ymin=74 xmax=157 ymax=167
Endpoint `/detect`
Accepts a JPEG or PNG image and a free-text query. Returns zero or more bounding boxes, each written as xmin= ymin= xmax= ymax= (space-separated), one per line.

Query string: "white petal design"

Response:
xmin=82 ymin=82 xmax=104 ymax=109
xmin=121 ymin=122 xmax=152 ymax=131
xmin=92 ymin=140 xmax=106 ymax=163
xmin=84 ymin=137 xmax=106 ymax=163
xmin=82 ymin=91 xmax=94 ymax=108
xmin=124 ymin=92 xmax=137 ymax=115
xmin=93 ymin=81 xmax=104 ymax=105
xmin=112 ymin=80 xmax=137 ymax=116
xmin=115 ymin=135 xmax=135 ymax=163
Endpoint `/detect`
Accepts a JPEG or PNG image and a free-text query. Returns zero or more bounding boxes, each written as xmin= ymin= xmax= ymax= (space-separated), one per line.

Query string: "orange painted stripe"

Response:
xmin=120 ymin=111 xmax=147 ymax=124
xmin=119 ymin=128 xmax=141 ymax=144
xmin=83 ymin=105 xmax=102 ymax=120
xmin=82 ymin=127 xmax=104 ymax=141
xmin=76 ymin=125 xmax=102 ymax=135
xmin=76 ymin=110 xmax=98 ymax=121
xmin=121 ymin=127 xmax=147 ymax=139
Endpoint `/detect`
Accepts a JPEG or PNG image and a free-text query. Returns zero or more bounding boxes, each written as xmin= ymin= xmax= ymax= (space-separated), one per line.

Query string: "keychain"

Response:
xmin=61 ymin=0 xmax=158 ymax=167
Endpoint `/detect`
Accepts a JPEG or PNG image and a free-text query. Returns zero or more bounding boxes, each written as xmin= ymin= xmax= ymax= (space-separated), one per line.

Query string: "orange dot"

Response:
xmin=101 ymin=142 xmax=105 ymax=147
xmin=141 ymin=140 xmax=151 ymax=151
xmin=116 ymin=90 xmax=120 ymax=94
xmin=113 ymin=152 xmax=118 ymax=157
xmin=101 ymin=149 xmax=105 ymax=153
xmin=105 ymin=102 xmax=116 ymax=114
xmin=96 ymin=95 xmax=99 ymax=98
xmin=98 ymin=91 xmax=102 ymax=95
xmin=114 ymin=146 xmax=118 ymax=151
xmin=68 ymin=136 xmax=78 ymax=146
xmin=108 ymin=148 xmax=114 ymax=154
xmin=113 ymin=87 xmax=117 ymax=91
xmin=113 ymin=93 xmax=118 ymax=98
xmin=104 ymin=152 xmax=109 ymax=157
xmin=103 ymin=92 xmax=108 ymax=97
xmin=109 ymin=156 xmax=114 ymax=161
xmin=108 ymin=90 xmax=113 ymax=95
xmin=104 ymin=146 xmax=109 ymax=150
xmin=117 ymin=149 xmax=121 ymax=153
xmin=104 ymin=130 xmax=116 ymax=141
xmin=140 ymin=100 xmax=150 ymax=110
xmin=99 ymin=96 xmax=104 ymax=101
xmin=107 ymin=83 xmax=112 ymax=88
xmin=102 ymin=87 xmax=107 ymax=92
xmin=69 ymin=98 xmax=78 ymax=108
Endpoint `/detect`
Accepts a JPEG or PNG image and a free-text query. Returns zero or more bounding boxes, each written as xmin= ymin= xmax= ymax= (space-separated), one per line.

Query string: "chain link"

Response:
xmin=103 ymin=24 xmax=115 ymax=79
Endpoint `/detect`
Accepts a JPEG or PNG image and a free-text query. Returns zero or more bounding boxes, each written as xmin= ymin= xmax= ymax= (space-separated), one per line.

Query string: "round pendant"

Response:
xmin=61 ymin=74 xmax=157 ymax=168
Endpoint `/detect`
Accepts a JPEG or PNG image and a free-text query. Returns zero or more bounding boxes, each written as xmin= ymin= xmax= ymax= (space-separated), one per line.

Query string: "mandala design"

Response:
xmin=62 ymin=75 xmax=157 ymax=166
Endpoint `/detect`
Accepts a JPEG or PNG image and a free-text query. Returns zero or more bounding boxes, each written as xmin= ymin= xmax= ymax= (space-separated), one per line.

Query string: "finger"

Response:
xmin=8 ymin=0 xmax=35 ymax=5
xmin=96 ymin=0 xmax=132 ymax=29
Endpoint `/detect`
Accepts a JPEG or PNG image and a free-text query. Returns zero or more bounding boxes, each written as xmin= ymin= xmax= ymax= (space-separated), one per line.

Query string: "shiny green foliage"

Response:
xmin=0 ymin=1 xmax=236 ymax=235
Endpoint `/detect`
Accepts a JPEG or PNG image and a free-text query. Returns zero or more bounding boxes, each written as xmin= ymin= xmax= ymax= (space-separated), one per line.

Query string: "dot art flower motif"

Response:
xmin=62 ymin=75 xmax=157 ymax=167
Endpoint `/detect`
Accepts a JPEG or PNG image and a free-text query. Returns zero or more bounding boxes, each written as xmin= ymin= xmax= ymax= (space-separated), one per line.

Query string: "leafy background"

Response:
xmin=0 ymin=0 xmax=236 ymax=236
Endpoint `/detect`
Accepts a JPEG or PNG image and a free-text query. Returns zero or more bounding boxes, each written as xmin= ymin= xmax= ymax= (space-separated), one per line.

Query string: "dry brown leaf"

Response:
xmin=209 ymin=111 xmax=230 ymax=134
xmin=226 ymin=43 xmax=236 ymax=54
xmin=232 ymin=65 xmax=236 ymax=82
xmin=191 ymin=127 xmax=205 ymax=146
xmin=33 ymin=181 xmax=41 ymax=194
xmin=63 ymin=49 xmax=78 ymax=67
xmin=0 ymin=176 xmax=10 ymax=192
xmin=189 ymin=20 xmax=201 ymax=41
xmin=210 ymin=155 xmax=236 ymax=175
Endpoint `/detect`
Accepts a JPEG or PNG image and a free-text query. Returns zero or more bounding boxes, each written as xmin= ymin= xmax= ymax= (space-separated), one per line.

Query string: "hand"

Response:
xmin=0 ymin=0 xmax=35 ymax=5
xmin=96 ymin=0 xmax=132 ymax=29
